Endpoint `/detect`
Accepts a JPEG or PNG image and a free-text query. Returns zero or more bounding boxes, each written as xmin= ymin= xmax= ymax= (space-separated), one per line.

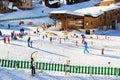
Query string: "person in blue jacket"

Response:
xmin=27 ymin=37 xmax=31 ymax=47
xmin=0 ymin=30 xmax=2 ymax=37
xmin=84 ymin=41 xmax=89 ymax=53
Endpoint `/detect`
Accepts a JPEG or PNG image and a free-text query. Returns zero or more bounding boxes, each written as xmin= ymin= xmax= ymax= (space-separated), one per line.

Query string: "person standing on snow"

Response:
xmin=101 ymin=48 xmax=104 ymax=55
xmin=27 ymin=37 xmax=31 ymax=47
xmin=0 ymin=30 xmax=2 ymax=37
xmin=30 ymin=58 xmax=36 ymax=76
xmin=50 ymin=37 xmax=52 ymax=43
xmin=3 ymin=37 xmax=6 ymax=43
xmin=8 ymin=37 xmax=10 ymax=44
xmin=81 ymin=34 xmax=85 ymax=44
xmin=84 ymin=41 xmax=89 ymax=53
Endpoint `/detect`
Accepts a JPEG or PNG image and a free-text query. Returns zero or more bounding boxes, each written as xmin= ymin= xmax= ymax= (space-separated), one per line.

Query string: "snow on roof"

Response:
xmin=8 ymin=2 xmax=13 ymax=9
xmin=74 ymin=6 xmax=105 ymax=17
xmin=103 ymin=0 xmax=112 ymax=1
xmin=50 ymin=10 xmax=68 ymax=14
xmin=12 ymin=6 xmax=19 ymax=10
xmin=49 ymin=0 xmax=59 ymax=5
xmin=50 ymin=3 xmax=120 ymax=17
xmin=115 ymin=2 xmax=120 ymax=6
xmin=50 ymin=10 xmax=84 ymax=16
xmin=75 ymin=4 xmax=120 ymax=17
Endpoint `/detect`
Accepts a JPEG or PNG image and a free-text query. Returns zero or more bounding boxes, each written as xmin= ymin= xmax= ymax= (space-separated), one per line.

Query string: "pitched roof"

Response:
xmin=50 ymin=3 xmax=120 ymax=17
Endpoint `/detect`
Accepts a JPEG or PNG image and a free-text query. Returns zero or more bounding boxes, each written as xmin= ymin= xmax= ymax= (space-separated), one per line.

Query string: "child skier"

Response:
xmin=27 ymin=37 xmax=31 ymax=47
xmin=84 ymin=41 xmax=89 ymax=53
xmin=101 ymin=48 xmax=104 ymax=55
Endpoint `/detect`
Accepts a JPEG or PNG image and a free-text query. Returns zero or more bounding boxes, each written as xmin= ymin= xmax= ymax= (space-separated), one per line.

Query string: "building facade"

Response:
xmin=49 ymin=4 xmax=120 ymax=34
xmin=14 ymin=0 xmax=32 ymax=9
xmin=60 ymin=0 xmax=90 ymax=5
xmin=0 ymin=0 xmax=32 ymax=12
xmin=0 ymin=0 xmax=3 ymax=10
xmin=95 ymin=0 xmax=120 ymax=6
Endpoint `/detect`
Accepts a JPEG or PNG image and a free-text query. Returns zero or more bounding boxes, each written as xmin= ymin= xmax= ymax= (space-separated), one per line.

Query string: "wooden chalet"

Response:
xmin=0 ymin=0 xmax=32 ymax=13
xmin=95 ymin=0 xmax=120 ymax=6
xmin=14 ymin=0 xmax=32 ymax=9
xmin=49 ymin=4 xmax=120 ymax=34
xmin=0 ymin=0 xmax=3 ymax=11
xmin=41 ymin=0 xmax=60 ymax=8
xmin=60 ymin=0 xmax=90 ymax=5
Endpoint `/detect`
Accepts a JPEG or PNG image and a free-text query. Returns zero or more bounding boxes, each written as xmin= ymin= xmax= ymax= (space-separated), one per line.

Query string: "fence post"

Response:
xmin=51 ymin=63 xmax=54 ymax=71
xmin=108 ymin=67 xmax=110 ymax=75
xmin=54 ymin=63 xmax=57 ymax=71
xmin=13 ymin=60 xmax=17 ymax=68
xmin=48 ymin=63 xmax=51 ymax=70
xmin=1 ymin=59 xmax=5 ymax=67
xmin=78 ymin=66 xmax=80 ymax=73
xmin=7 ymin=60 xmax=10 ymax=68
xmin=17 ymin=61 xmax=20 ymax=68
xmin=118 ymin=68 xmax=120 ymax=76
xmin=0 ymin=59 xmax=1 ymax=64
xmin=42 ymin=62 xmax=45 ymax=70
xmin=63 ymin=64 xmax=66 ymax=72
xmin=85 ymin=66 xmax=87 ymax=74
xmin=104 ymin=67 xmax=106 ymax=75
xmin=4 ymin=60 xmax=7 ymax=67
xmin=10 ymin=60 xmax=13 ymax=68
xmin=56 ymin=64 xmax=58 ymax=71
xmin=75 ymin=66 xmax=80 ymax=73
xmin=60 ymin=64 xmax=63 ymax=72
xmin=98 ymin=67 xmax=100 ymax=75
xmin=20 ymin=61 xmax=24 ymax=68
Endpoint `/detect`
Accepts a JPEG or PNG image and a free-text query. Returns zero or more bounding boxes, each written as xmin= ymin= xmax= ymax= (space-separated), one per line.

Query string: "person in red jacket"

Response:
xmin=101 ymin=48 xmax=104 ymax=55
xmin=8 ymin=37 xmax=10 ymax=44
xmin=4 ymin=37 xmax=6 ymax=43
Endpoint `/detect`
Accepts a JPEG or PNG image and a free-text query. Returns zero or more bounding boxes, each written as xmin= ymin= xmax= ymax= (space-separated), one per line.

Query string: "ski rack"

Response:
xmin=0 ymin=59 xmax=120 ymax=76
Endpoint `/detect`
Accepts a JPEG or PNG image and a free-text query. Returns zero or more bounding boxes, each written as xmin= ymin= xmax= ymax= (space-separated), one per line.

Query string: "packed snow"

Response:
xmin=0 ymin=0 xmax=120 ymax=79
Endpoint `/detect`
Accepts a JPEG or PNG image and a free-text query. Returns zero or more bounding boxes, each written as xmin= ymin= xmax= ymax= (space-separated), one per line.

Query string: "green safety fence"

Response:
xmin=0 ymin=15 xmax=48 ymax=22
xmin=0 ymin=59 xmax=120 ymax=76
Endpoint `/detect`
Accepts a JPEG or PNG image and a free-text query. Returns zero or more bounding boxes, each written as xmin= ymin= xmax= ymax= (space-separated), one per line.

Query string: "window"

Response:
xmin=21 ymin=3 xmax=22 ymax=6
xmin=20 ymin=0 xmax=26 ymax=2
xmin=91 ymin=21 xmax=93 ymax=25
xmin=86 ymin=21 xmax=89 ymax=25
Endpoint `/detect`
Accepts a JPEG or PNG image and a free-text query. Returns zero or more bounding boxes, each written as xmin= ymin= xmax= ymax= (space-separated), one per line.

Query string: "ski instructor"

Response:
xmin=31 ymin=58 xmax=36 ymax=76
xmin=30 ymin=51 xmax=38 ymax=76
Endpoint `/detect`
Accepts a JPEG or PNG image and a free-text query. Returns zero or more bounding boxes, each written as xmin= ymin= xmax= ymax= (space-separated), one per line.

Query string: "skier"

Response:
xmin=8 ymin=37 xmax=10 ymax=44
xmin=84 ymin=41 xmax=89 ymax=53
xmin=8 ymin=24 xmax=10 ymax=29
xmin=30 ymin=41 xmax=33 ymax=48
xmin=3 ymin=37 xmax=6 ymax=43
xmin=30 ymin=58 xmax=36 ymax=76
xmin=42 ymin=35 xmax=44 ymax=39
xmin=50 ymin=37 xmax=52 ymax=43
xmin=75 ymin=41 xmax=78 ymax=46
xmin=27 ymin=37 xmax=31 ymax=47
xmin=101 ymin=48 xmax=104 ymax=55
xmin=81 ymin=34 xmax=85 ymax=44
xmin=0 ymin=30 xmax=2 ymax=37
xmin=20 ymin=28 xmax=24 ymax=37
